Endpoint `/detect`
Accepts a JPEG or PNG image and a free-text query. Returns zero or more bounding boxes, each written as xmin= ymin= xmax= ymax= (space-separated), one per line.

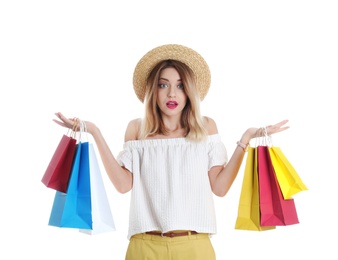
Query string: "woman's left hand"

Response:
xmin=241 ymin=119 xmax=289 ymax=144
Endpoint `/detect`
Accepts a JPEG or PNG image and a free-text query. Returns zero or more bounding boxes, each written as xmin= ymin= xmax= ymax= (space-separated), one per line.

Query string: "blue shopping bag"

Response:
xmin=48 ymin=142 xmax=92 ymax=229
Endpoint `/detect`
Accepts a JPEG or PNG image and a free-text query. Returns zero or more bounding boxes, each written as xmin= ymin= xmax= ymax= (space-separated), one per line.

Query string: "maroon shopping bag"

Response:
xmin=257 ymin=145 xmax=299 ymax=226
xmin=41 ymin=134 xmax=77 ymax=193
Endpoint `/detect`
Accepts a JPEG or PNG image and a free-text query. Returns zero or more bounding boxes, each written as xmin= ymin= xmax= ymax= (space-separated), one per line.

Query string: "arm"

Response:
xmin=207 ymin=118 xmax=289 ymax=197
xmin=53 ymin=112 xmax=133 ymax=194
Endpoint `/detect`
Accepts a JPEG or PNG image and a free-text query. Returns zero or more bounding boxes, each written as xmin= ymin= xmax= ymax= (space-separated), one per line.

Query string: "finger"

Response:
xmin=274 ymin=119 xmax=289 ymax=127
xmin=267 ymin=120 xmax=289 ymax=135
xmin=54 ymin=112 xmax=77 ymax=129
xmin=55 ymin=112 xmax=63 ymax=119
xmin=268 ymin=120 xmax=288 ymax=130
xmin=53 ymin=119 xmax=67 ymax=128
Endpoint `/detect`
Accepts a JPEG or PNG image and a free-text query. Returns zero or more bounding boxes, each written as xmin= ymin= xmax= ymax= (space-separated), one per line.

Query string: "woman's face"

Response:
xmin=156 ymin=67 xmax=187 ymax=118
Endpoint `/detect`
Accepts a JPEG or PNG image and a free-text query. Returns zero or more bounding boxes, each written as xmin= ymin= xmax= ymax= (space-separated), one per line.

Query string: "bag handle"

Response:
xmin=64 ymin=117 xmax=79 ymax=139
xmin=254 ymin=126 xmax=273 ymax=147
xmin=69 ymin=117 xmax=89 ymax=143
xmin=78 ymin=119 xmax=89 ymax=142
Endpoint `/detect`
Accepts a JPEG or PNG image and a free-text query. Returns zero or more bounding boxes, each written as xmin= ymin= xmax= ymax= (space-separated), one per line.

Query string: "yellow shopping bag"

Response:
xmin=235 ymin=147 xmax=275 ymax=231
xmin=268 ymin=147 xmax=308 ymax=200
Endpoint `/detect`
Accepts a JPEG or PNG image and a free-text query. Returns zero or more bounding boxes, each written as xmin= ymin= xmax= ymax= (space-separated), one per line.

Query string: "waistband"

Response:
xmin=146 ymin=231 xmax=198 ymax=237
xmin=131 ymin=231 xmax=210 ymax=241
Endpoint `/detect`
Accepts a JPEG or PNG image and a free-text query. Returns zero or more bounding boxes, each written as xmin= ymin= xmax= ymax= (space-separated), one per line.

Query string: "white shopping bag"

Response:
xmin=79 ymin=143 xmax=116 ymax=235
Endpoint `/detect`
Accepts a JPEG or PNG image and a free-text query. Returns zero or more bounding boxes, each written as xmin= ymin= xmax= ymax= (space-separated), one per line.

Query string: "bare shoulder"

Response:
xmin=124 ymin=118 xmax=141 ymax=142
xmin=203 ymin=116 xmax=219 ymax=135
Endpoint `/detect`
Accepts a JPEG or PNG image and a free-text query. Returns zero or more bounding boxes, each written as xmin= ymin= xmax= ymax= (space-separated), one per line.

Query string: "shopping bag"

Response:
xmin=268 ymin=146 xmax=307 ymax=199
xmin=41 ymin=134 xmax=77 ymax=193
xmin=257 ymin=145 xmax=299 ymax=226
xmin=80 ymin=143 xmax=116 ymax=235
xmin=235 ymin=146 xmax=275 ymax=231
xmin=48 ymin=142 xmax=92 ymax=229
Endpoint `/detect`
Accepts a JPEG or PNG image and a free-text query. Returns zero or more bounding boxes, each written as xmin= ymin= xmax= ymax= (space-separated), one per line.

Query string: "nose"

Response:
xmin=168 ymin=86 xmax=176 ymax=98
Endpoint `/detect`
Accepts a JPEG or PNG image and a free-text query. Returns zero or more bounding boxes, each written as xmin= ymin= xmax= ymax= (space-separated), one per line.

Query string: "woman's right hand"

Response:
xmin=53 ymin=112 xmax=79 ymax=130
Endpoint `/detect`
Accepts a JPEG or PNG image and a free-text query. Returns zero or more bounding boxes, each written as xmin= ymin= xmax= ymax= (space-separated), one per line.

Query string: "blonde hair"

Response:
xmin=138 ymin=60 xmax=208 ymax=142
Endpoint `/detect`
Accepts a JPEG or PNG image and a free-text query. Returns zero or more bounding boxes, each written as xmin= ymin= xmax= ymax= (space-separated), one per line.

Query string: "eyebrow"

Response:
xmin=159 ymin=77 xmax=182 ymax=82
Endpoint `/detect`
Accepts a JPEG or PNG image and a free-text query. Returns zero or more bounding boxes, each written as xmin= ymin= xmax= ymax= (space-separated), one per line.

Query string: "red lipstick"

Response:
xmin=166 ymin=101 xmax=178 ymax=109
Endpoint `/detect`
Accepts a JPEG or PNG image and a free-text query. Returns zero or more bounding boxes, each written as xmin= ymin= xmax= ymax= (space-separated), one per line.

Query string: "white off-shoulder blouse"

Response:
xmin=117 ymin=134 xmax=228 ymax=239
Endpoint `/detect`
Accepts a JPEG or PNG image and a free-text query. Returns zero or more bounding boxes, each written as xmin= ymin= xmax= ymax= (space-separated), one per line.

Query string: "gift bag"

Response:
xmin=235 ymin=146 xmax=275 ymax=231
xmin=41 ymin=133 xmax=77 ymax=193
xmin=257 ymin=145 xmax=299 ymax=226
xmin=48 ymin=141 xmax=92 ymax=229
xmin=80 ymin=143 xmax=116 ymax=235
xmin=268 ymin=146 xmax=308 ymax=199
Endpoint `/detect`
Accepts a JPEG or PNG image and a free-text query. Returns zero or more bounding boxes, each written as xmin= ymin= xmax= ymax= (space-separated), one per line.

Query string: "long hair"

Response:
xmin=138 ymin=60 xmax=208 ymax=142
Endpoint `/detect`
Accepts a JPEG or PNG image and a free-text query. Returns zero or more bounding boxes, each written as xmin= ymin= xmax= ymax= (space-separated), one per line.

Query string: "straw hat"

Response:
xmin=133 ymin=44 xmax=211 ymax=102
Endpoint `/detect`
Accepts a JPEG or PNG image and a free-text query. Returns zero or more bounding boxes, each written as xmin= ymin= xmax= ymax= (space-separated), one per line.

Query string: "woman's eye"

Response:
xmin=177 ymin=84 xmax=184 ymax=89
xmin=159 ymin=83 xmax=168 ymax=88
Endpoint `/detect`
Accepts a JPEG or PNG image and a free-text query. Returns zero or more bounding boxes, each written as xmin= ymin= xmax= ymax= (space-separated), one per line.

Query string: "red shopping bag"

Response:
xmin=257 ymin=145 xmax=299 ymax=226
xmin=41 ymin=134 xmax=77 ymax=193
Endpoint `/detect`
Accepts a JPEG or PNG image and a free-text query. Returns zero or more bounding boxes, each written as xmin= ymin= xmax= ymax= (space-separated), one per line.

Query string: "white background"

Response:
xmin=1 ymin=0 xmax=337 ymax=259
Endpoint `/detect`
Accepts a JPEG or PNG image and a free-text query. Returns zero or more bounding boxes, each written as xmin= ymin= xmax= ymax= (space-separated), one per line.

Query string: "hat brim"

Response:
xmin=133 ymin=44 xmax=211 ymax=102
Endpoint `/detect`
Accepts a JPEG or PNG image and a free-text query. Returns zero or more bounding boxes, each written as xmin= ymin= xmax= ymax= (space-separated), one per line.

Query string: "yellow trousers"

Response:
xmin=125 ymin=232 xmax=216 ymax=260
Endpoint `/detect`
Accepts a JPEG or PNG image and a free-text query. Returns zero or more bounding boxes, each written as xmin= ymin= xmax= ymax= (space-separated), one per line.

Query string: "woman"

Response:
xmin=54 ymin=44 xmax=289 ymax=259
